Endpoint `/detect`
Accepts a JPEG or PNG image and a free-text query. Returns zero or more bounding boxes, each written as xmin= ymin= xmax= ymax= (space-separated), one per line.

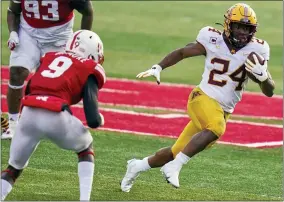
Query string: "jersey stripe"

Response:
xmin=70 ymin=31 xmax=82 ymax=50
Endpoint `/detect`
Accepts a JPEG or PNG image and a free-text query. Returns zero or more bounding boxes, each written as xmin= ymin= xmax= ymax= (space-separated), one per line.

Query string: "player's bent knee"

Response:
xmin=77 ymin=144 xmax=94 ymax=162
xmin=9 ymin=66 xmax=30 ymax=86
xmin=207 ymin=119 xmax=226 ymax=137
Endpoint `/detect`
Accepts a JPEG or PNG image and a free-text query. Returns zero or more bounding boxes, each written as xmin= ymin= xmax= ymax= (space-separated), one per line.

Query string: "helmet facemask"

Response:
xmin=228 ymin=22 xmax=257 ymax=48
xmin=88 ymin=54 xmax=104 ymax=65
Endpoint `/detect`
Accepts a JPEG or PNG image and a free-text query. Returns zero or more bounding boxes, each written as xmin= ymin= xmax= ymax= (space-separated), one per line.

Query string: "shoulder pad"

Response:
xmin=196 ymin=26 xmax=222 ymax=52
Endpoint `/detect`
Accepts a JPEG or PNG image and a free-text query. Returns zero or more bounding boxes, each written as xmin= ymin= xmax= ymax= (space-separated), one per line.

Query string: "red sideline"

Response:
xmin=1 ymin=98 xmax=281 ymax=148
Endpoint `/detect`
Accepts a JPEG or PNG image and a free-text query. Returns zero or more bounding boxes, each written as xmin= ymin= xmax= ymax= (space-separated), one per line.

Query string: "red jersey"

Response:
xmin=22 ymin=0 xmax=74 ymax=28
xmin=22 ymin=52 xmax=106 ymax=112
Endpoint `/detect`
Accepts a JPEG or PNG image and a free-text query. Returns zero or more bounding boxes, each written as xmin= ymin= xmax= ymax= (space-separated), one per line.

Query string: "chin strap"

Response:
xmin=215 ymin=22 xmax=224 ymax=28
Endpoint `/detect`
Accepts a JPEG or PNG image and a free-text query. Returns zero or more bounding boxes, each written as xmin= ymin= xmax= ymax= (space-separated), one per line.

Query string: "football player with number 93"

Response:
xmin=3 ymin=0 xmax=94 ymax=139
xmin=121 ymin=3 xmax=275 ymax=191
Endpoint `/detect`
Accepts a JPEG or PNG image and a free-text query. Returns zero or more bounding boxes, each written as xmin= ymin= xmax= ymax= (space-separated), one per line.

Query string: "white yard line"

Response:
xmin=1 ymin=79 xmax=139 ymax=95
xmin=97 ymin=127 xmax=283 ymax=148
xmin=101 ymin=102 xmax=283 ymax=121
xmin=99 ymin=107 xmax=282 ymax=128
xmin=1 ymin=94 xmax=282 ymax=126
xmin=107 ymin=77 xmax=283 ymax=99
xmin=217 ymin=140 xmax=283 ymax=148
xmin=0 ymin=93 xmax=281 ymax=148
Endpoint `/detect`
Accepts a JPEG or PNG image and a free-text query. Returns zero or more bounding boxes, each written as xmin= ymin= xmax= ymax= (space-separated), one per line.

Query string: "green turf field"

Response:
xmin=1 ymin=1 xmax=283 ymax=201
xmin=1 ymin=131 xmax=282 ymax=201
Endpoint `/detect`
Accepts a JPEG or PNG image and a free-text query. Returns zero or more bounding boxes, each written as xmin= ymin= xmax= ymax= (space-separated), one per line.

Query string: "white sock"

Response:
xmin=78 ymin=161 xmax=94 ymax=201
xmin=175 ymin=152 xmax=191 ymax=165
xmin=1 ymin=179 xmax=13 ymax=200
xmin=137 ymin=157 xmax=151 ymax=172
xmin=8 ymin=113 xmax=19 ymax=122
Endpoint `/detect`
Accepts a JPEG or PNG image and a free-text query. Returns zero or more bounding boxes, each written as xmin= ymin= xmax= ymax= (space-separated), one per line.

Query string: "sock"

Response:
xmin=8 ymin=113 xmax=19 ymax=122
xmin=1 ymin=179 xmax=13 ymax=200
xmin=175 ymin=152 xmax=191 ymax=165
xmin=137 ymin=157 xmax=151 ymax=172
xmin=78 ymin=161 xmax=94 ymax=201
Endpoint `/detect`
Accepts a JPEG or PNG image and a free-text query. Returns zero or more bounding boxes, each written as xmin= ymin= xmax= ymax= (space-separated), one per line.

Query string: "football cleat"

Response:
xmin=120 ymin=159 xmax=141 ymax=192
xmin=160 ymin=161 xmax=181 ymax=188
xmin=1 ymin=115 xmax=9 ymax=133
xmin=1 ymin=119 xmax=16 ymax=140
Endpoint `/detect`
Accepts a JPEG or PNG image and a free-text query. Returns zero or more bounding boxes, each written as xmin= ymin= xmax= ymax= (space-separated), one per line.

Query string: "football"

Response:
xmin=247 ymin=52 xmax=265 ymax=65
xmin=246 ymin=52 xmax=265 ymax=83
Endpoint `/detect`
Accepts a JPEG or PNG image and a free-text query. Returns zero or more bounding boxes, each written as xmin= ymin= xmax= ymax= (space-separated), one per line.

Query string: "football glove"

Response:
xmin=136 ymin=64 xmax=162 ymax=84
xmin=245 ymin=54 xmax=268 ymax=82
xmin=7 ymin=31 xmax=20 ymax=51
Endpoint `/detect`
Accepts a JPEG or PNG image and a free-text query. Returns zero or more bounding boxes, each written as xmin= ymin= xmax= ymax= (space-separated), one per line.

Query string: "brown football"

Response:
xmin=247 ymin=52 xmax=265 ymax=65
xmin=246 ymin=52 xmax=265 ymax=83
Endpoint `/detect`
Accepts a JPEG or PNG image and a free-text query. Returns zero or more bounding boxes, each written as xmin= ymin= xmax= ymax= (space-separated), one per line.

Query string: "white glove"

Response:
xmin=7 ymin=31 xmax=20 ymax=51
xmin=99 ymin=113 xmax=105 ymax=126
xmin=136 ymin=64 xmax=162 ymax=84
xmin=245 ymin=54 xmax=268 ymax=82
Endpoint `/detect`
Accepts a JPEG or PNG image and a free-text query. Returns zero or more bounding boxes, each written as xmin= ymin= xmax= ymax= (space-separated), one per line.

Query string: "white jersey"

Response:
xmin=20 ymin=14 xmax=74 ymax=45
xmin=197 ymin=26 xmax=270 ymax=113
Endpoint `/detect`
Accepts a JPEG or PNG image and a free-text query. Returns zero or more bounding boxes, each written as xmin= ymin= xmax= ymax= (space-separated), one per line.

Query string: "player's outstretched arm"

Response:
xmin=70 ymin=0 xmax=94 ymax=30
xmin=259 ymin=71 xmax=275 ymax=97
xmin=158 ymin=42 xmax=206 ymax=70
xmin=83 ymin=75 xmax=103 ymax=128
xmin=137 ymin=42 xmax=206 ymax=84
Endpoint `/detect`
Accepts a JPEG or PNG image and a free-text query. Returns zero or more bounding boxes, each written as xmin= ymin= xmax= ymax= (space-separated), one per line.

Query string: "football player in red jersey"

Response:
xmin=1 ymin=30 xmax=105 ymax=201
xmin=3 ymin=0 xmax=94 ymax=139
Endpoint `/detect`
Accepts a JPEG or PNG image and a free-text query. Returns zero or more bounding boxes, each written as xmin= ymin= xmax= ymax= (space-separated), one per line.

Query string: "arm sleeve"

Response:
xmin=83 ymin=75 xmax=102 ymax=128
xmin=92 ymin=64 xmax=106 ymax=89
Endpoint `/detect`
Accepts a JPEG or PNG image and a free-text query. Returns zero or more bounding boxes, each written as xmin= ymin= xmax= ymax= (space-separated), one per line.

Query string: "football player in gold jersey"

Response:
xmin=121 ymin=3 xmax=275 ymax=191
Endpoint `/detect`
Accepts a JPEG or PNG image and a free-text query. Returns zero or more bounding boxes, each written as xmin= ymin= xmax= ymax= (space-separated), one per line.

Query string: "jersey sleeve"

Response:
xmin=92 ymin=64 xmax=106 ymax=89
xmin=196 ymin=26 xmax=210 ymax=47
xmin=196 ymin=26 xmax=221 ymax=53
